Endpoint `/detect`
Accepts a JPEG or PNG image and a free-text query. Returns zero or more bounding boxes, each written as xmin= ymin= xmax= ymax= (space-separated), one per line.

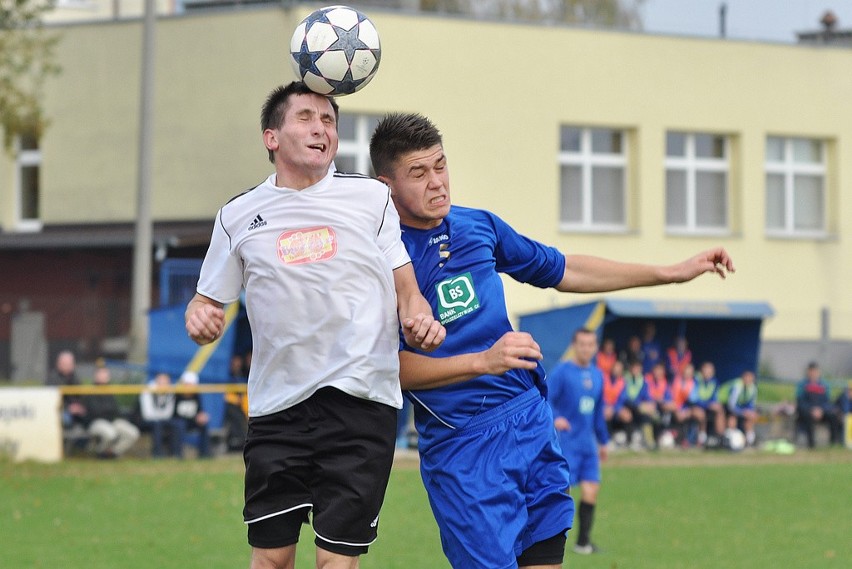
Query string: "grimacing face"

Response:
xmin=381 ymin=144 xmax=451 ymax=229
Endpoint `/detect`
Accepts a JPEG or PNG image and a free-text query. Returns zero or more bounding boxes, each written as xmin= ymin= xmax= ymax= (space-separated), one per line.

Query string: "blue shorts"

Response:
xmin=419 ymin=389 xmax=574 ymax=569
xmin=562 ymin=449 xmax=601 ymax=486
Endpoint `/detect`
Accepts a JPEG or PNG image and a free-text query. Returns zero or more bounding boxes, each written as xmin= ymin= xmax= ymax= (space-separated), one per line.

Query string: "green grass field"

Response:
xmin=2 ymin=450 xmax=850 ymax=568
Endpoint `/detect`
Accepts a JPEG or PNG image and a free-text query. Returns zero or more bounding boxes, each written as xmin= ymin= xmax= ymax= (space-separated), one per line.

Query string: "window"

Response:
xmin=16 ymin=135 xmax=42 ymax=232
xmin=765 ymin=136 xmax=827 ymax=237
xmin=665 ymin=132 xmax=729 ymax=234
xmin=559 ymin=126 xmax=627 ymax=232
xmin=336 ymin=113 xmax=381 ymax=176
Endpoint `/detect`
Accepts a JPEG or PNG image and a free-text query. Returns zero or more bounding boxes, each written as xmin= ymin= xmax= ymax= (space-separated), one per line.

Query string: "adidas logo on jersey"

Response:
xmin=248 ymin=214 xmax=267 ymax=231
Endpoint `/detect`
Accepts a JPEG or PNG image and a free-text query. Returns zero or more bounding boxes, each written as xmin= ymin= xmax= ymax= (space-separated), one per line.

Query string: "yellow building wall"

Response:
xmin=22 ymin=7 xmax=852 ymax=343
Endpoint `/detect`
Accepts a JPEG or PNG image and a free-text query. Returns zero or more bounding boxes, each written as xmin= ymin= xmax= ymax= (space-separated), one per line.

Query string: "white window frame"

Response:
xmin=664 ymin=132 xmax=730 ymax=236
xmin=336 ymin=113 xmax=380 ymax=176
xmin=764 ymin=136 xmax=827 ymax=239
xmin=15 ymin=136 xmax=43 ymax=233
xmin=558 ymin=126 xmax=628 ymax=233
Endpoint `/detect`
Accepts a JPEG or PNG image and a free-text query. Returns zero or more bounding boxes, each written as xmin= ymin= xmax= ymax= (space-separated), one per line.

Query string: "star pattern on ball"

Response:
xmin=326 ymin=20 xmax=372 ymax=66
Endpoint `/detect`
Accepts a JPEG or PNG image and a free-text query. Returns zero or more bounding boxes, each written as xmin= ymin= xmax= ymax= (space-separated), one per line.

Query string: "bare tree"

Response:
xmin=0 ymin=0 xmax=61 ymax=152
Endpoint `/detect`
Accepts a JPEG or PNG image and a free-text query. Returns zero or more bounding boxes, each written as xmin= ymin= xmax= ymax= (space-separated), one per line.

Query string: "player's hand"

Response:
xmin=186 ymin=302 xmax=225 ymax=345
xmin=402 ymin=313 xmax=446 ymax=352
xmin=477 ymin=332 xmax=542 ymax=376
xmin=668 ymin=247 xmax=736 ymax=282
xmin=554 ymin=416 xmax=571 ymax=432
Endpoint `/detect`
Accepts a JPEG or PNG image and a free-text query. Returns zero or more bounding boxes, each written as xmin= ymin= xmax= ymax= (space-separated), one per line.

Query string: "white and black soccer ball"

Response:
xmin=289 ymin=5 xmax=381 ymax=96
xmin=724 ymin=428 xmax=746 ymax=452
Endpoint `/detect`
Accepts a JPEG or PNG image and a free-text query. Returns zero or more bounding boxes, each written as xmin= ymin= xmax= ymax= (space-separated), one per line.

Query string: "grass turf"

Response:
xmin=2 ymin=449 xmax=850 ymax=568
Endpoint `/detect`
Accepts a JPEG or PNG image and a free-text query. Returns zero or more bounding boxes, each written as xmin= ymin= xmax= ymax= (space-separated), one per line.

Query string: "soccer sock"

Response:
xmin=577 ymin=501 xmax=595 ymax=546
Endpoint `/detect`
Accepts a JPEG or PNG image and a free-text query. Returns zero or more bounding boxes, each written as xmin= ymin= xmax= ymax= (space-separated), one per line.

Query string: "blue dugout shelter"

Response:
xmin=518 ymin=298 xmax=774 ymax=382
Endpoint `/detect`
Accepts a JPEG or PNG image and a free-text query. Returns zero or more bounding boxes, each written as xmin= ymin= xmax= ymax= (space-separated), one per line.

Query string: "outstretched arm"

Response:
xmin=399 ymin=331 xmax=542 ymax=389
xmin=555 ymin=247 xmax=735 ymax=293
xmin=393 ymin=263 xmax=446 ymax=352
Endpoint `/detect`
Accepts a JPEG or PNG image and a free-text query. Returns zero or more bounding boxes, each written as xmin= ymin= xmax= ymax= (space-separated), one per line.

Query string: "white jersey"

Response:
xmin=197 ymin=167 xmax=409 ymax=416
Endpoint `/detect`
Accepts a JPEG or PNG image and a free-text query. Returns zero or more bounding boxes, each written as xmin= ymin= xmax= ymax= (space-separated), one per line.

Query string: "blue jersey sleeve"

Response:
xmin=484 ymin=210 xmax=565 ymax=289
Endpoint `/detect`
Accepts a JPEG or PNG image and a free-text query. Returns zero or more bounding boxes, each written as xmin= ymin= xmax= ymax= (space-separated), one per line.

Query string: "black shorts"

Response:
xmin=243 ymin=387 xmax=397 ymax=556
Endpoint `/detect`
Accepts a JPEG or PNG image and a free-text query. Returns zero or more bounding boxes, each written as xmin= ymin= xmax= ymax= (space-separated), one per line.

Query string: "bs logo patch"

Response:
xmin=436 ymin=272 xmax=480 ymax=325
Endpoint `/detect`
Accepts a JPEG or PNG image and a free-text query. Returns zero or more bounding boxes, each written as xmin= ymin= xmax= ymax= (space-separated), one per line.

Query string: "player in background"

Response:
xmin=547 ymin=328 xmax=609 ymax=554
xmin=185 ymin=82 xmax=444 ymax=569
xmin=725 ymin=370 xmax=758 ymax=447
xmin=369 ymin=112 xmax=735 ymax=569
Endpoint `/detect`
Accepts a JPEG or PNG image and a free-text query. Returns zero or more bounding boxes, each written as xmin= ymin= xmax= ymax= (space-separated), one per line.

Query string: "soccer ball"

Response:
xmin=289 ymin=5 xmax=381 ymax=96
xmin=724 ymin=428 xmax=746 ymax=452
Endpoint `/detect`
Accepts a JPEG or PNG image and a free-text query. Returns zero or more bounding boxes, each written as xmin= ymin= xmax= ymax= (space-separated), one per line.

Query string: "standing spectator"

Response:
xmin=595 ymin=338 xmax=617 ymax=381
xmin=622 ymin=359 xmax=656 ymax=449
xmin=640 ymin=322 xmax=661 ymax=374
xmin=47 ymin=350 xmax=84 ymax=428
xmin=666 ymin=336 xmax=692 ymax=380
xmin=548 ymin=328 xmax=609 ymax=555
xmin=688 ymin=361 xmax=726 ymax=446
xmin=184 ymin=82 xmax=444 ymax=569
xmin=725 ymin=370 xmax=758 ymax=447
xmin=795 ymin=362 xmax=841 ymax=448
xmin=173 ymin=371 xmax=212 ymax=459
xmin=603 ymin=360 xmax=632 ymax=444
xmin=78 ymin=366 xmax=141 ymax=459
xmin=139 ymin=372 xmax=178 ymax=458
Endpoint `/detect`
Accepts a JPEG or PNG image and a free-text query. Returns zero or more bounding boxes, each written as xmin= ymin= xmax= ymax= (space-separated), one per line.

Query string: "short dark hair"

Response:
xmin=572 ymin=327 xmax=596 ymax=343
xmin=369 ymin=113 xmax=443 ymax=177
xmin=260 ymin=81 xmax=340 ymax=164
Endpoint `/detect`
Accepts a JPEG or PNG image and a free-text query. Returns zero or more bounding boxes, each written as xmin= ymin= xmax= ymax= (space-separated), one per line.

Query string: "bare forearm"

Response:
xmin=557 ymin=255 xmax=670 ymax=293
xmin=399 ymin=351 xmax=486 ymax=389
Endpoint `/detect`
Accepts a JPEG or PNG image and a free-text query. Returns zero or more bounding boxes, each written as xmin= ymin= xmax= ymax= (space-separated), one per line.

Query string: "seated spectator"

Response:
xmin=622 ymin=359 xmax=656 ymax=449
xmin=47 ymin=350 xmax=83 ymax=429
xmin=795 ymin=362 xmax=841 ymax=448
xmin=77 ymin=365 xmax=141 ymax=459
xmin=174 ymin=371 xmax=212 ymax=458
xmin=666 ymin=336 xmax=692 ymax=381
xmin=834 ymin=382 xmax=851 ymax=446
xmin=687 ymin=361 xmax=726 ymax=447
xmin=596 ymin=338 xmax=618 ymax=381
xmin=603 ymin=360 xmax=632 ymax=444
xmin=725 ymin=370 xmax=758 ymax=447
xmin=139 ymin=372 xmax=179 ymax=458
xmin=619 ymin=336 xmax=644 ymax=370
xmin=645 ymin=362 xmax=676 ymax=447
xmin=670 ymin=363 xmax=697 ymax=445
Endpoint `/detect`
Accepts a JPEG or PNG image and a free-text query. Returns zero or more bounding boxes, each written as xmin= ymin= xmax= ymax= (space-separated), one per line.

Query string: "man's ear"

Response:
xmin=262 ymin=129 xmax=278 ymax=153
xmin=377 ymin=175 xmax=392 ymax=190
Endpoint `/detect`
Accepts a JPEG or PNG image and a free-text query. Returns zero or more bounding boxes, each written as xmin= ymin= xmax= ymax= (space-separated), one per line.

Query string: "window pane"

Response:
xmin=591 ymin=129 xmax=622 ymax=154
xmin=665 ymin=170 xmax=687 ymax=226
xmin=334 ymin=155 xmax=356 ymax=174
xmin=695 ymin=134 xmax=725 ymax=159
xmin=695 ymin=171 xmax=727 ymax=227
xmin=666 ymin=132 xmax=686 ymax=157
xmin=793 ymin=175 xmax=824 ymax=230
xmin=765 ymin=137 xmax=784 ymax=162
xmin=366 ymin=115 xmax=381 ymax=137
xmin=591 ymin=167 xmax=624 ymax=224
xmin=20 ymin=135 xmax=39 ymax=151
xmin=792 ymin=138 xmax=821 ymax=164
xmin=560 ymin=127 xmax=582 ymax=152
xmin=560 ymin=165 xmax=583 ymax=223
xmin=337 ymin=114 xmax=356 ymax=140
xmin=765 ymin=173 xmax=785 ymax=230
xmin=20 ymin=165 xmax=40 ymax=220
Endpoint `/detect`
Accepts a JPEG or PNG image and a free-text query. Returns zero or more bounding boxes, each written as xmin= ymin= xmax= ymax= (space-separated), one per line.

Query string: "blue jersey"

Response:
xmin=547 ymin=360 xmax=609 ymax=455
xmin=400 ymin=206 xmax=565 ymax=447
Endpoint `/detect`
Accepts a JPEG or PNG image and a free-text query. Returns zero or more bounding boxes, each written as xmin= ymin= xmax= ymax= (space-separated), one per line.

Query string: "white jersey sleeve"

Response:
xmin=378 ymin=188 xmax=411 ymax=270
xmin=196 ymin=209 xmax=244 ymax=304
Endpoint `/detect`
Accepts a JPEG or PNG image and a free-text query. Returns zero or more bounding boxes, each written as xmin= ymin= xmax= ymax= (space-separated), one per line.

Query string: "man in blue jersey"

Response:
xmin=548 ymin=328 xmax=609 ymax=554
xmin=369 ymin=112 xmax=736 ymax=569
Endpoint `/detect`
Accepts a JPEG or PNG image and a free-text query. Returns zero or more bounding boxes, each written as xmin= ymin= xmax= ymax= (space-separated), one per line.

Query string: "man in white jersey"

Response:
xmin=185 ymin=82 xmax=444 ymax=569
